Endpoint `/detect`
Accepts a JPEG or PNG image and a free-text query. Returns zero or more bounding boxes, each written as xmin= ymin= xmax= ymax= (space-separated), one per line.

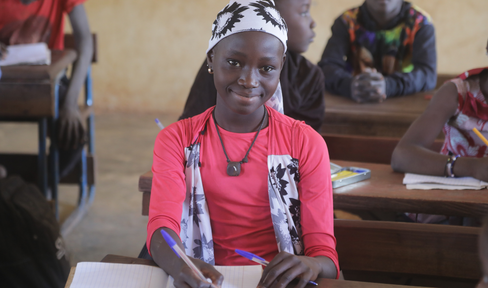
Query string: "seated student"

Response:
xmin=147 ymin=1 xmax=339 ymax=287
xmin=478 ymin=218 xmax=488 ymax=288
xmin=391 ymin=65 xmax=488 ymax=181
xmin=179 ymin=0 xmax=325 ymax=132
xmin=318 ymin=0 xmax=436 ymax=103
xmin=0 ymin=0 xmax=93 ymax=177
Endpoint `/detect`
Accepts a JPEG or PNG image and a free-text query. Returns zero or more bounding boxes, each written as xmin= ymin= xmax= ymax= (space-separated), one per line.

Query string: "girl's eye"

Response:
xmin=228 ymin=60 xmax=240 ymax=67
xmin=261 ymin=66 xmax=274 ymax=72
xmin=301 ymin=11 xmax=309 ymax=16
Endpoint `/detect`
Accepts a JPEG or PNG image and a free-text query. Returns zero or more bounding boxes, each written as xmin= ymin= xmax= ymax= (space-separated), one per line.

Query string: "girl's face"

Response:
xmin=208 ymin=31 xmax=285 ymax=116
xmin=276 ymin=0 xmax=316 ymax=54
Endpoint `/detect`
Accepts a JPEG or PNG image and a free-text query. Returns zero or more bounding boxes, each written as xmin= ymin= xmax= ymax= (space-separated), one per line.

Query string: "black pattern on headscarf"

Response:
xmin=211 ymin=3 xmax=249 ymax=40
xmin=249 ymin=0 xmax=287 ymax=31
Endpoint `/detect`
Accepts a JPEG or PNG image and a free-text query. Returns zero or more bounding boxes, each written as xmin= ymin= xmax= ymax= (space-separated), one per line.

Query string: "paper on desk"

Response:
xmin=0 ymin=43 xmax=50 ymax=66
xmin=403 ymin=173 xmax=488 ymax=190
xmin=69 ymin=262 xmax=263 ymax=288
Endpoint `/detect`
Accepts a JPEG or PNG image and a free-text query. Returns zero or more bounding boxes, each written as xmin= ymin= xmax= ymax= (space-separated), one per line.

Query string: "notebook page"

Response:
xmin=214 ymin=265 xmax=263 ymax=288
xmin=406 ymin=183 xmax=488 ymax=190
xmin=0 ymin=43 xmax=50 ymax=66
xmin=70 ymin=262 xmax=168 ymax=288
xmin=403 ymin=173 xmax=488 ymax=188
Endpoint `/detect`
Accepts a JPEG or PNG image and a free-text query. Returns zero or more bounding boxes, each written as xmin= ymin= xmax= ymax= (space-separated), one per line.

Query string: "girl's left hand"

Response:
xmin=258 ymin=251 xmax=321 ymax=288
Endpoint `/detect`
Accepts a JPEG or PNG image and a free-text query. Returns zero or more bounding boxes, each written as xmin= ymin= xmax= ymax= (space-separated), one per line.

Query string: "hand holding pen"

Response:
xmin=161 ymin=229 xmax=222 ymax=288
xmin=236 ymin=249 xmax=320 ymax=288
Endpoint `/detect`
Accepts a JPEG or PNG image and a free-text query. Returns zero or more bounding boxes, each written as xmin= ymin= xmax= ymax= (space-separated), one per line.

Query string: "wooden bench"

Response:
xmin=323 ymin=133 xmax=443 ymax=165
xmin=335 ymin=219 xmax=481 ymax=284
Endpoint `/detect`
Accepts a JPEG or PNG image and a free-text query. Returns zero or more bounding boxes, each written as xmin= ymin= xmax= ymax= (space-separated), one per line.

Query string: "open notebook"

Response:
xmin=68 ymin=262 xmax=262 ymax=288
xmin=0 ymin=43 xmax=51 ymax=66
xmin=403 ymin=173 xmax=488 ymax=190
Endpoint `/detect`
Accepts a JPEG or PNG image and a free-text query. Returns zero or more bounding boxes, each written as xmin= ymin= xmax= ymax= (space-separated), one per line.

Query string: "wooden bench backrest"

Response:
xmin=335 ymin=219 xmax=481 ymax=280
xmin=323 ymin=133 xmax=444 ymax=165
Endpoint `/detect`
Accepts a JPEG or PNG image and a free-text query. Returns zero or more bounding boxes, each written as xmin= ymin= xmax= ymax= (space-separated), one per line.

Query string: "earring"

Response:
xmin=208 ymin=67 xmax=214 ymax=74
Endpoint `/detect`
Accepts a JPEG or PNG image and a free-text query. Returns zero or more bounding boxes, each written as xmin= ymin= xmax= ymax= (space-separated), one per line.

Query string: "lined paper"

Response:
xmin=215 ymin=265 xmax=263 ymax=288
xmin=68 ymin=262 xmax=263 ymax=288
xmin=70 ymin=262 xmax=168 ymax=288
xmin=403 ymin=173 xmax=488 ymax=190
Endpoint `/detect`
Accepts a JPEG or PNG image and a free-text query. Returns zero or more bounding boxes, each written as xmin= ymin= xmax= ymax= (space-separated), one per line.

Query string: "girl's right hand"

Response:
xmin=172 ymin=258 xmax=223 ymax=288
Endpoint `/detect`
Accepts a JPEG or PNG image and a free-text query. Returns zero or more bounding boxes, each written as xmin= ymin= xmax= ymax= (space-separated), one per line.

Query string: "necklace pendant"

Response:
xmin=227 ymin=161 xmax=241 ymax=176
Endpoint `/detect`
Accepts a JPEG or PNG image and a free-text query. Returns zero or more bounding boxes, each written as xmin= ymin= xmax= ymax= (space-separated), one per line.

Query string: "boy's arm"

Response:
xmin=317 ymin=17 xmax=354 ymax=98
xmin=0 ymin=42 xmax=7 ymax=60
xmin=384 ymin=24 xmax=437 ymax=97
xmin=59 ymin=4 xmax=93 ymax=149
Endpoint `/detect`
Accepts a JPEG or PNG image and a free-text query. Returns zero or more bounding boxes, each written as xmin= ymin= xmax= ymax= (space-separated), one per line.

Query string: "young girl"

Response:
xmin=391 ymin=65 xmax=488 ymax=182
xmin=147 ymin=1 xmax=339 ymax=287
xmin=179 ymin=0 xmax=325 ymax=132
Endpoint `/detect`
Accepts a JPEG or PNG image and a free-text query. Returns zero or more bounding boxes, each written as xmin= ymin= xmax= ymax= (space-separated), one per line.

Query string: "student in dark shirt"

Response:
xmin=318 ymin=0 xmax=436 ymax=103
xmin=179 ymin=0 xmax=325 ymax=131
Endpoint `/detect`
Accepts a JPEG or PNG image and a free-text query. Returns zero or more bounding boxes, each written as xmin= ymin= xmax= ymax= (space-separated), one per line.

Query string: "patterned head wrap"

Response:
xmin=207 ymin=0 xmax=288 ymax=54
xmin=457 ymin=67 xmax=488 ymax=80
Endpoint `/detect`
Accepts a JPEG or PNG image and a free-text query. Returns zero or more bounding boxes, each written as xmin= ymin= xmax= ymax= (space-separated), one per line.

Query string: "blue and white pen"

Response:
xmin=161 ymin=230 xmax=215 ymax=287
xmin=155 ymin=118 xmax=165 ymax=130
xmin=235 ymin=249 xmax=318 ymax=286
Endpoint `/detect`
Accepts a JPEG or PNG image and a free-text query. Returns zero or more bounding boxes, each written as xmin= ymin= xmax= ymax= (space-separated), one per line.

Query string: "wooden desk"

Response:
xmin=321 ymin=75 xmax=455 ymax=138
xmin=0 ymin=50 xmax=77 ymax=118
xmin=81 ymin=254 xmax=425 ymax=288
xmin=322 ymin=91 xmax=432 ymax=137
xmin=0 ymin=50 xmax=77 ymax=222
xmin=331 ymin=160 xmax=488 ymax=218
xmin=138 ymin=160 xmax=488 ymax=218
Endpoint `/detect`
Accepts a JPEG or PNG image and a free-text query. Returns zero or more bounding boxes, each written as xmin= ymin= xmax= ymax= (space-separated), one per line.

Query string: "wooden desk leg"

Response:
xmin=49 ymin=84 xmax=60 ymax=219
xmin=38 ymin=118 xmax=48 ymax=197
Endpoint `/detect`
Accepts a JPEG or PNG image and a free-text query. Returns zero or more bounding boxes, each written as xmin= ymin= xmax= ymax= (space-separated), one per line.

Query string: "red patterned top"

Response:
xmin=441 ymin=68 xmax=488 ymax=157
xmin=0 ymin=0 xmax=86 ymax=50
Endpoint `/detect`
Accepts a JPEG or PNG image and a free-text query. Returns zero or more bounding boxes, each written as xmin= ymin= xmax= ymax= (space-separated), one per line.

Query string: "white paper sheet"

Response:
xmin=215 ymin=265 xmax=263 ymax=288
xmin=69 ymin=262 xmax=263 ymax=288
xmin=0 ymin=43 xmax=51 ymax=66
xmin=403 ymin=173 xmax=488 ymax=190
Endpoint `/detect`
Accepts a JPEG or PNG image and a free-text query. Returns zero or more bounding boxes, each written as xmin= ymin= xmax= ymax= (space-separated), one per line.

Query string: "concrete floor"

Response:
xmin=0 ymin=112 xmax=179 ymax=266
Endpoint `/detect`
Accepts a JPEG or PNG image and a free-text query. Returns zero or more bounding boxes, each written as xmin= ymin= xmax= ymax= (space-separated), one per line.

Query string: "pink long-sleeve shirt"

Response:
xmin=147 ymin=107 xmax=339 ymax=273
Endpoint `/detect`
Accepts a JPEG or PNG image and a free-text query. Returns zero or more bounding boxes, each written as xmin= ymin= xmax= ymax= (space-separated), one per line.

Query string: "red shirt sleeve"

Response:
xmin=64 ymin=0 xmax=87 ymax=14
xmin=295 ymin=125 xmax=340 ymax=277
xmin=146 ymin=121 xmax=189 ymax=254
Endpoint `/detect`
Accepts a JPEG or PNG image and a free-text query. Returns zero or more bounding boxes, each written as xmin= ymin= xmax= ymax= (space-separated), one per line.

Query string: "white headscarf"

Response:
xmin=207 ymin=0 xmax=288 ymax=54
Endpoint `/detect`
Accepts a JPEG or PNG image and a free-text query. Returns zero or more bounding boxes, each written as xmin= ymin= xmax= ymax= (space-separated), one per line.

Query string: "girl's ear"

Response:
xmin=206 ymin=49 xmax=215 ymax=68
xmin=281 ymin=53 xmax=286 ymax=70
